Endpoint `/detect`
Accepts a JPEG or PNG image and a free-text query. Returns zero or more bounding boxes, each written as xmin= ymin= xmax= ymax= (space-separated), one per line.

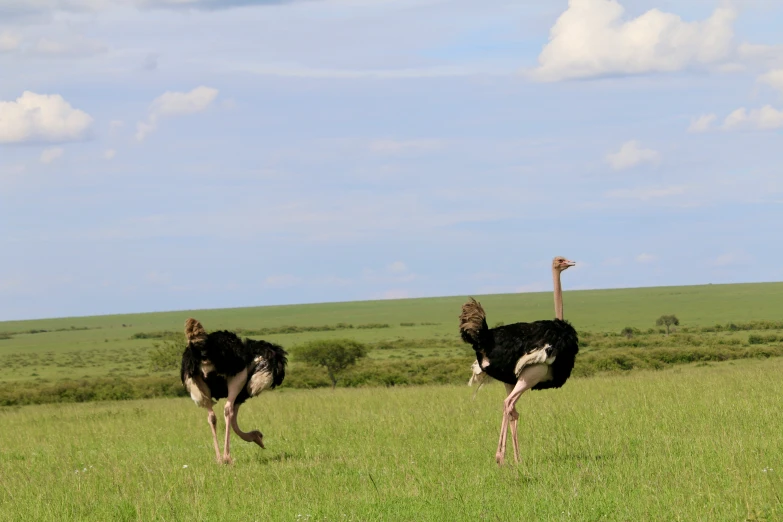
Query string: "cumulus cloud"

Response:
xmin=104 ymin=149 xmax=116 ymax=160
xmin=532 ymin=0 xmax=736 ymax=82
xmin=0 ymin=91 xmax=93 ymax=144
xmin=759 ymin=69 xmax=783 ymax=93
xmin=0 ymin=32 xmax=20 ymax=52
xmin=722 ymin=106 xmax=783 ymax=131
xmin=135 ymin=86 xmax=218 ymax=141
xmin=387 ymin=261 xmax=407 ymax=273
xmin=688 ymin=114 xmax=717 ymax=133
xmin=635 ymin=253 xmax=656 ymax=264
xmin=40 ymin=147 xmax=64 ymax=164
xmin=605 ymin=140 xmax=660 ymax=170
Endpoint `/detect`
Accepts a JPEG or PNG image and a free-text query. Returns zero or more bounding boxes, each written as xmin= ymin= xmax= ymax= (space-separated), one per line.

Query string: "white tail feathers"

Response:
xmin=468 ymin=359 xmax=492 ymax=400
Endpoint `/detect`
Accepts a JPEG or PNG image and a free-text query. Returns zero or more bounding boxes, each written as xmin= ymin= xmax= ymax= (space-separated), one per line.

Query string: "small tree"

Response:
xmin=297 ymin=339 xmax=368 ymax=389
xmin=655 ymin=315 xmax=680 ymax=335
xmin=621 ymin=327 xmax=635 ymax=339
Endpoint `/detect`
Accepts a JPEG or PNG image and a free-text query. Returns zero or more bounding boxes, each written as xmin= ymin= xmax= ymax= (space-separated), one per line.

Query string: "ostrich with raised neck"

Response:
xmin=460 ymin=256 xmax=579 ymax=465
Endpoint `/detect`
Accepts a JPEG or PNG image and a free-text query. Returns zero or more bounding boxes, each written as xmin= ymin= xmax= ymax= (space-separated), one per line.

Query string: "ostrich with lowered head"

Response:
xmin=180 ymin=318 xmax=288 ymax=464
xmin=459 ymin=256 xmax=579 ymax=465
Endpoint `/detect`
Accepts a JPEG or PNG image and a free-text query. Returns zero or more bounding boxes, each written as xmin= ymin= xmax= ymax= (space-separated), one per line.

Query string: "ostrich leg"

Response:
xmin=504 ymin=383 xmax=521 ymax=463
xmin=206 ymin=406 xmax=221 ymax=463
xmin=496 ymin=364 xmax=549 ymax=466
xmin=222 ymin=368 xmax=248 ymax=465
xmin=186 ymin=373 xmax=221 ymax=463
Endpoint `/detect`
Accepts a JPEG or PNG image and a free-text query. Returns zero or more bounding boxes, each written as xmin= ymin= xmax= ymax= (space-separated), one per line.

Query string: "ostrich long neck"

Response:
xmin=553 ymin=267 xmax=564 ymax=320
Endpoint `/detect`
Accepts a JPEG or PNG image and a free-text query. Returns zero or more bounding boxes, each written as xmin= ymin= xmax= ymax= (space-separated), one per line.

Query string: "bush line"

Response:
xmin=3 ymin=344 xmax=782 ymax=407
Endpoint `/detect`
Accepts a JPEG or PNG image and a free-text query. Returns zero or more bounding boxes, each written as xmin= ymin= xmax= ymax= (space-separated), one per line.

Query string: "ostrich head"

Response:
xmin=552 ymin=256 xmax=576 ymax=272
xmin=250 ymin=430 xmax=265 ymax=449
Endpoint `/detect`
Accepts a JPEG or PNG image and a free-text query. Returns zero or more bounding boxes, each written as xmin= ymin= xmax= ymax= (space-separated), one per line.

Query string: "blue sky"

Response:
xmin=1 ymin=0 xmax=782 ymax=321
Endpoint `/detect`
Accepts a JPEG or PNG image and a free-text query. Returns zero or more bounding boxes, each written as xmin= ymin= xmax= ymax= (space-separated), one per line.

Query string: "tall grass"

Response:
xmin=0 ymin=359 xmax=780 ymax=521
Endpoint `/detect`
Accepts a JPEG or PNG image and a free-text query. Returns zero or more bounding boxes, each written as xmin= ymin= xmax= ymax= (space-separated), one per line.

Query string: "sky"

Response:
xmin=1 ymin=0 xmax=782 ymax=321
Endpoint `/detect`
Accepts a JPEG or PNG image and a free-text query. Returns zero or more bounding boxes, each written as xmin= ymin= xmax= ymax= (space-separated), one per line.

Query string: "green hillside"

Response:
xmin=0 ymin=281 xmax=781 ymax=392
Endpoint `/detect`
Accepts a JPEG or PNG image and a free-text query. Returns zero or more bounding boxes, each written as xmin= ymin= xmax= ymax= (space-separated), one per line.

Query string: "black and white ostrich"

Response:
xmin=180 ymin=318 xmax=288 ymax=464
xmin=459 ymin=256 xmax=579 ymax=465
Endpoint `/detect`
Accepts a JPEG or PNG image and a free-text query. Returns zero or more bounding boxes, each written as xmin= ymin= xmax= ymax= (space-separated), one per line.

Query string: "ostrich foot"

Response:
xmin=221 ymin=455 xmax=233 ymax=465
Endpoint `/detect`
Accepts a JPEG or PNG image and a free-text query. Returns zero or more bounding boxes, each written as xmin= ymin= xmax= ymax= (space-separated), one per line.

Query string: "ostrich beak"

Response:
xmin=565 ymin=260 xmax=576 ymax=267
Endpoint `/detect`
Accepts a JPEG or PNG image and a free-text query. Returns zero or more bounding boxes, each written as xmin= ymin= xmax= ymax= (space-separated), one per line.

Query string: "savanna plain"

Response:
xmin=0 ymin=282 xmax=782 ymax=520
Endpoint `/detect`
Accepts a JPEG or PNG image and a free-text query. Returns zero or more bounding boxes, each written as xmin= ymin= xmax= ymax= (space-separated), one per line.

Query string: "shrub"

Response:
xmin=148 ymin=334 xmax=186 ymax=372
xmin=656 ymin=315 xmax=680 ymax=335
xmin=131 ymin=331 xmax=177 ymax=340
xmin=296 ymin=339 xmax=369 ymax=389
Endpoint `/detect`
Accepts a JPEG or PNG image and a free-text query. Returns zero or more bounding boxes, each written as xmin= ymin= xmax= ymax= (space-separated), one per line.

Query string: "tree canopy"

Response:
xmin=656 ymin=315 xmax=680 ymax=335
xmin=297 ymin=339 xmax=368 ymax=389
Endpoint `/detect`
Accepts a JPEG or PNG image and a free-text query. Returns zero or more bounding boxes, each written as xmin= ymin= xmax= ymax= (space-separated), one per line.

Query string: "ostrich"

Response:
xmin=180 ymin=318 xmax=288 ymax=464
xmin=459 ymin=256 xmax=579 ymax=465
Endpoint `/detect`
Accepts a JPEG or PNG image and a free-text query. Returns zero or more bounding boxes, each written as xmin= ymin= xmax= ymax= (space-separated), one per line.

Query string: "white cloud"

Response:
xmin=605 ymin=185 xmax=686 ymax=201
xmin=711 ymin=251 xmax=752 ymax=267
xmin=134 ymin=119 xmax=157 ymax=141
xmin=605 ymin=140 xmax=660 ymax=170
xmin=635 ymin=253 xmax=656 ymax=264
xmin=104 ymin=149 xmax=116 ymax=160
xmin=136 ymin=86 xmax=218 ymax=141
xmin=688 ymin=114 xmax=717 ymax=133
xmin=387 ymin=261 xmax=407 ymax=273
xmin=262 ymin=274 xmax=303 ymax=288
xmin=532 ymin=0 xmax=736 ymax=82
xmin=759 ymin=69 xmax=783 ymax=93
xmin=0 ymin=32 xmax=20 ymax=52
xmin=150 ymin=86 xmax=219 ymax=117
xmin=722 ymin=106 xmax=783 ymax=131
xmin=370 ymin=139 xmax=443 ymax=155
xmin=0 ymin=91 xmax=93 ymax=144
xmin=40 ymin=147 xmax=64 ymax=164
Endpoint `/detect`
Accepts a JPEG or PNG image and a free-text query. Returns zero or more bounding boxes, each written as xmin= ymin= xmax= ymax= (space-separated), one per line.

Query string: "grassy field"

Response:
xmin=0 ymin=358 xmax=780 ymax=521
xmin=1 ymin=282 xmax=782 ymax=387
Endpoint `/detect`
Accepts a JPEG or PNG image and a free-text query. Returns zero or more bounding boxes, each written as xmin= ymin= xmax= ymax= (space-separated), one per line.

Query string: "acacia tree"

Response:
xmin=656 ymin=315 xmax=680 ymax=335
xmin=621 ymin=327 xmax=635 ymax=339
xmin=297 ymin=339 xmax=368 ymax=389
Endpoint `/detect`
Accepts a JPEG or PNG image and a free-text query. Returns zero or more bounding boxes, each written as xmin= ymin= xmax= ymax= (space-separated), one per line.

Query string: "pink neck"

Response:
xmin=553 ymin=268 xmax=563 ymax=320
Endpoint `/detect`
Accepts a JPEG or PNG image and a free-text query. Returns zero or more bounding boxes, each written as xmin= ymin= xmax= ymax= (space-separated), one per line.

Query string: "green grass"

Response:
xmin=0 ymin=358 xmax=780 ymax=521
xmin=1 ymin=281 xmax=782 ymax=388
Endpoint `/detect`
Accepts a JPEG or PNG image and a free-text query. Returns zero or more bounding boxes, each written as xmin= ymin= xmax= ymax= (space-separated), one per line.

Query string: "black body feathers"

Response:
xmin=459 ymin=298 xmax=579 ymax=390
xmin=180 ymin=328 xmax=288 ymax=406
